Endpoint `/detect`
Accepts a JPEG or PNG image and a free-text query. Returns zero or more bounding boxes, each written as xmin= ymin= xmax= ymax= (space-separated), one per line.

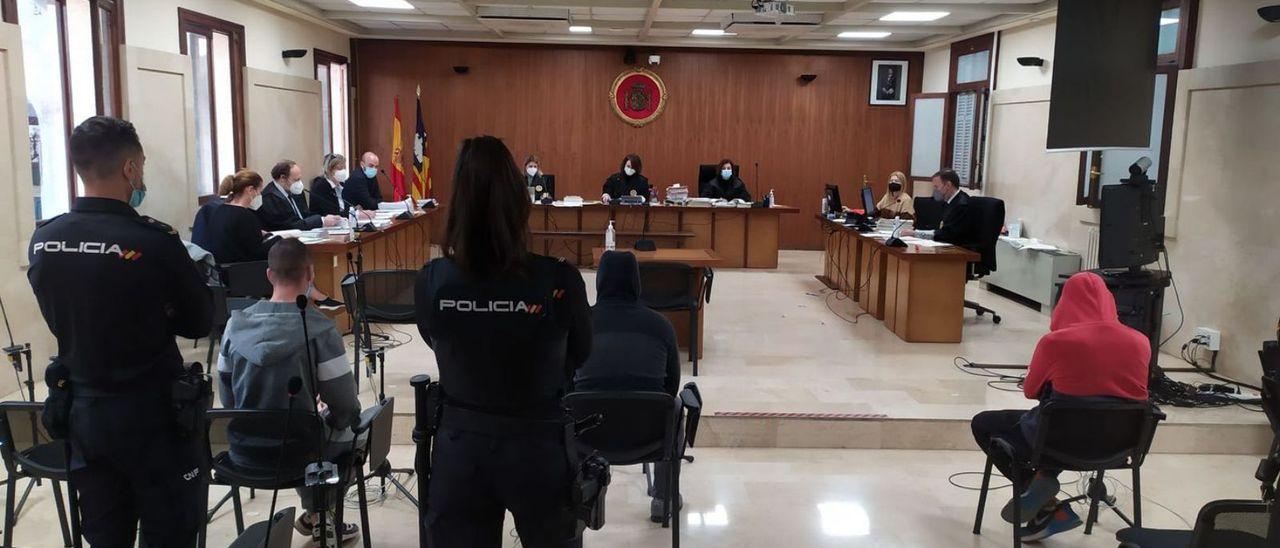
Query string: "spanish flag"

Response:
xmin=412 ymin=86 xmax=431 ymax=199
xmin=389 ymin=96 xmax=407 ymax=201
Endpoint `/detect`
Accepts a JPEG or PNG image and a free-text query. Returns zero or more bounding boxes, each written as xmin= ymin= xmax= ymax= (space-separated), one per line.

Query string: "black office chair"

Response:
xmin=963 ymin=196 xmax=1005 ymax=324
xmin=972 ymin=399 xmax=1165 ymax=548
xmin=1115 ymin=374 xmax=1279 ymax=547
xmin=565 ymin=384 xmax=702 ymax=548
xmin=638 ymin=262 xmax=713 ymax=376
xmin=340 ymin=269 xmax=417 ymax=325
xmin=0 ymin=401 xmax=73 ymax=548
xmin=221 ymin=261 xmax=273 ymax=300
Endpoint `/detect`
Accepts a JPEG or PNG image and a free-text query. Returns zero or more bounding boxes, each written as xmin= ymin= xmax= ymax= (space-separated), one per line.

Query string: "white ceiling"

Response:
xmin=283 ymin=0 xmax=1058 ymax=50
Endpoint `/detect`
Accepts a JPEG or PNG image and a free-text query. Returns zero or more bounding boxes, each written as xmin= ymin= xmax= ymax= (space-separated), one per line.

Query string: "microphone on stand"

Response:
xmin=262 ymin=376 xmax=304 ymax=548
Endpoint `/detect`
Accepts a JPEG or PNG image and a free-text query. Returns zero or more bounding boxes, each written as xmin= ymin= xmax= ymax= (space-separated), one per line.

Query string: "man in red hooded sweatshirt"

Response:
xmin=971 ymin=272 xmax=1150 ymax=541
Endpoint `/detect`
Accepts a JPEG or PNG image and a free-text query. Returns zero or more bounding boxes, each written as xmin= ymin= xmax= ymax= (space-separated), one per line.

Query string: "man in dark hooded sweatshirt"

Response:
xmin=574 ymin=250 xmax=682 ymax=522
xmin=217 ymin=238 xmax=363 ymax=544
xmin=970 ymin=271 xmax=1150 ymax=542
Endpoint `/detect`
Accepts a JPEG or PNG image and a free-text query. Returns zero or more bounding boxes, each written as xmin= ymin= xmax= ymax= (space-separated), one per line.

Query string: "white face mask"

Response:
xmin=249 ymin=192 xmax=263 ymax=210
xmin=624 ymin=166 xmax=636 ymax=177
xmin=527 ymin=166 xmax=539 ymax=177
xmin=334 ymin=169 xmax=350 ymax=183
xmin=289 ymin=180 xmax=304 ymax=195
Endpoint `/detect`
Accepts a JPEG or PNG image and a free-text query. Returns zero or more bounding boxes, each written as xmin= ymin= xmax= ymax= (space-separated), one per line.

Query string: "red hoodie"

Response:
xmin=1023 ymin=272 xmax=1150 ymax=401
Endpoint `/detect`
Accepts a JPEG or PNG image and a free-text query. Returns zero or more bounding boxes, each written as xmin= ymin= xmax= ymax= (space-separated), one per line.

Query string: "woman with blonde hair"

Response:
xmin=876 ymin=170 xmax=915 ymax=219
xmin=205 ymin=169 xmax=279 ymax=264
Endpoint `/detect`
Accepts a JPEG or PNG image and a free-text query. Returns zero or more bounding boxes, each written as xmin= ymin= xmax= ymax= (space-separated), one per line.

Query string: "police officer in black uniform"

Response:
xmin=415 ymin=135 xmax=591 ymax=547
xmin=27 ymin=116 xmax=213 ymax=547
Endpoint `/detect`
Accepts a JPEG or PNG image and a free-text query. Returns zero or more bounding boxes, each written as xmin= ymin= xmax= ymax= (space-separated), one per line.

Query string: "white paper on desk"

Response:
xmin=270 ymin=229 xmax=303 ymax=239
xmin=377 ymin=201 xmax=412 ymax=211
xmin=903 ymin=237 xmax=951 ymax=248
xmin=999 ymin=236 xmax=1060 ymax=252
xmin=298 ymin=236 xmax=328 ymax=245
xmin=552 ymin=200 xmax=582 ymax=208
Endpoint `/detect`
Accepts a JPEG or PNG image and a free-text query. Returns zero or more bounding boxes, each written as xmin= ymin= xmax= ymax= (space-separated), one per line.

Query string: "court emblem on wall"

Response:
xmin=609 ymin=68 xmax=668 ymax=127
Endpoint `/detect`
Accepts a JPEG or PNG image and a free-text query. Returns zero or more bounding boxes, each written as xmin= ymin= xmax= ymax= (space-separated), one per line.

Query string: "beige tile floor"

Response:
xmin=1 ymin=446 xmax=1266 ymax=547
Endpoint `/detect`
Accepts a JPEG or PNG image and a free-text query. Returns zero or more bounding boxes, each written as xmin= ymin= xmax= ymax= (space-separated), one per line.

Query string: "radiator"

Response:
xmin=1084 ymin=227 xmax=1100 ymax=270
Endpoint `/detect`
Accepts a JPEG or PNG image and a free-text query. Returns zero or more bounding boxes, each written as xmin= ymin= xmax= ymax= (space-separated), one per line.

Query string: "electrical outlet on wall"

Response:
xmin=1195 ymin=327 xmax=1221 ymax=351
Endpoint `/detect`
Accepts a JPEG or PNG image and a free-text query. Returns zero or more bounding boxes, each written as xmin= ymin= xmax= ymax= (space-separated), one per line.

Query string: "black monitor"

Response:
xmin=824 ymin=184 xmax=842 ymax=213
xmin=532 ymin=174 xmax=555 ymax=201
xmin=860 ymin=187 xmax=877 ymax=218
xmin=1099 ymin=178 xmax=1164 ymax=269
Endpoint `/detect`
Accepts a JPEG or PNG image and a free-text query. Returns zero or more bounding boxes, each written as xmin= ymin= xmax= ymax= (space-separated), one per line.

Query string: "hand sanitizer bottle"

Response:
xmin=605 ymin=220 xmax=616 ymax=251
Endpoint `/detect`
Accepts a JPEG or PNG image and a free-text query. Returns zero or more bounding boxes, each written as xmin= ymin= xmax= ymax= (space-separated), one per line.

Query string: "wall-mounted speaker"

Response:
xmin=452 ymin=65 xmax=470 ymax=75
xmin=282 ymin=49 xmax=307 ymax=59
xmin=1016 ymin=56 xmax=1045 ymax=67
xmin=1260 ymin=5 xmax=1280 ymax=22
xmin=798 ymin=74 xmax=817 ymax=84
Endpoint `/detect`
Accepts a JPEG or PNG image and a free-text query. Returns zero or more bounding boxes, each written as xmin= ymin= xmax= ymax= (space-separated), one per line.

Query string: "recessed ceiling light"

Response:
xmin=348 ymin=0 xmax=414 ymax=8
xmin=691 ymin=28 xmax=729 ymax=36
xmin=1159 ymin=17 xmax=1179 ymax=25
xmin=879 ymin=11 xmax=950 ymax=22
xmin=569 ymin=25 xmax=593 ymax=33
xmin=838 ymin=31 xmax=892 ymax=39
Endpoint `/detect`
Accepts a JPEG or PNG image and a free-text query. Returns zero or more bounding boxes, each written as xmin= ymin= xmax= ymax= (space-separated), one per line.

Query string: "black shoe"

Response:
xmin=314 ymin=297 xmax=344 ymax=311
xmin=649 ymin=495 xmax=684 ymax=523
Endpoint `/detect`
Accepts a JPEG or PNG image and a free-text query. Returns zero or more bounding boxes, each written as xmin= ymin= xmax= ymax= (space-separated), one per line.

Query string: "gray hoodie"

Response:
xmin=217 ymin=300 xmax=359 ymax=470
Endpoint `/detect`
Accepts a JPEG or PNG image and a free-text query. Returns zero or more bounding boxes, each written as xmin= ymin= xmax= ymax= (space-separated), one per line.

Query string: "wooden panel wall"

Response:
xmin=352 ymin=40 xmax=922 ymax=249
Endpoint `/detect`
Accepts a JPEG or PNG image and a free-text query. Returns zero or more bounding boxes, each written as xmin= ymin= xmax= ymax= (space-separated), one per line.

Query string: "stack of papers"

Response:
xmin=377 ymin=201 xmax=414 ymax=212
xmin=999 ymin=236 xmax=1060 ymax=252
xmin=903 ymin=238 xmax=950 ymax=248
xmin=270 ymin=229 xmax=303 ymax=239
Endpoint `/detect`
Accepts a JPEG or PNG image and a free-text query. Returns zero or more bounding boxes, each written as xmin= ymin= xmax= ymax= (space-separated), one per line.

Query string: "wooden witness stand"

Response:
xmin=818 ymin=215 xmax=979 ymax=343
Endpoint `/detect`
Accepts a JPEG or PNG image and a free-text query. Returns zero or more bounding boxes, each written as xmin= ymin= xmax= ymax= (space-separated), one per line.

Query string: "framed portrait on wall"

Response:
xmin=870 ymin=60 xmax=909 ymax=106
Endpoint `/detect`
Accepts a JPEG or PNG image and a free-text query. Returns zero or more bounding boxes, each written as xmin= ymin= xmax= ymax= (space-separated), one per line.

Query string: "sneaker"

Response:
xmin=311 ymin=514 xmax=360 ymax=545
xmin=649 ymin=495 xmax=684 ymax=523
xmin=1019 ymin=503 xmax=1082 ymax=542
xmin=314 ymin=297 xmax=344 ymax=311
xmin=1001 ymin=474 xmax=1060 ymax=524
xmin=294 ymin=512 xmax=315 ymax=536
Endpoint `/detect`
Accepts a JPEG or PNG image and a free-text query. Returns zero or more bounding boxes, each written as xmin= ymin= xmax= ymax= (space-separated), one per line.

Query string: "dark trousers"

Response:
xmin=426 ymin=428 xmax=581 ymax=548
xmin=70 ymin=396 xmax=204 ymax=548
xmin=648 ymin=428 xmax=685 ymax=500
xmin=971 ymin=409 xmax=1059 ymax=493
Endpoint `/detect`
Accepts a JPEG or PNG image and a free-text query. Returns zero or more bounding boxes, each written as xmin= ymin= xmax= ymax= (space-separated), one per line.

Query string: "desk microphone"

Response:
xmin=295 ymin=294 xmax=336 ymax=546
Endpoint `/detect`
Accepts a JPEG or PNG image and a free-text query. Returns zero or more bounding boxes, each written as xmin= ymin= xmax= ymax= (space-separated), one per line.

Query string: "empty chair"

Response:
xmin=638 ymin=262 xmax=713 ymax=376
xmin=963 ymin=196 xmax=1005 ymax=324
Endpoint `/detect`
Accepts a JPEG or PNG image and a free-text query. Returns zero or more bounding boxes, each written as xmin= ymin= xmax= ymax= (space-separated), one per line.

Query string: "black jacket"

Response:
xmin=257 ymin=182 xmax=322 ymax=231
xmin=191 ymin=197 xmax=225 ymax=251
xmin=28 ymin=198 xmax=213 ymax=391
xmin=701 ymin=176 xmax=752 ymax=201
xmin=934 ymin=190 xmax=979 ymax=246
xmin=310 ymin=176 xmax=350 ymax=217
xmin=204 ymin=204 xmax=280 ymax=264
xmin=602 ymin=172 xmax=651 ymax=202
xmin=574 ymin=251 xmax=680 ymax=396
xmin=342 ymin=169 xmax=382 ymax=211
xmin=415 ymin=254 xmax=591 ymax=419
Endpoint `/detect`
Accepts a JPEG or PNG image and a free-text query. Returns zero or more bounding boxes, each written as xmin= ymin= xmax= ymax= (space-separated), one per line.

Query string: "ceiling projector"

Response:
xmin=751 ymin=0 xmax=795 ymax=17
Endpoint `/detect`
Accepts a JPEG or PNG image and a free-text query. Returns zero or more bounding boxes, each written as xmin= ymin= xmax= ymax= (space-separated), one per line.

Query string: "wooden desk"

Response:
xmin=590 ymin=247 xmax=721 ymax=358
xmin=817 ymin=216 xmax=979 ymax=343
xmin=308 ymin=210 xmax=436 ymax=330
xmin=530 ymin=204 xmax=798 ymax=269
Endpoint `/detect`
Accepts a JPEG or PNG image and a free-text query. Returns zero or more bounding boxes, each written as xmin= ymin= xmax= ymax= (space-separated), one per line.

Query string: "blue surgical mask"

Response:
xmin=721 ymin=169 xmax=733 ymax=180
xmin=129 ymin=187 xmax=146 ymax=208
xmin=363 ymin=166 xmax=377 ymax=179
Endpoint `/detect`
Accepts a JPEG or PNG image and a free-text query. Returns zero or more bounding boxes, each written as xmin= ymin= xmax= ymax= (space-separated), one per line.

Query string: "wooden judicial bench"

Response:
xmin=591 ymin=247 xmax=722 ymax=359
xmin=817 ymin=215 xmax=979 ymax=343
xmin=531 ymin=203 xmax=798 ymax=269
xmin=308 ymin=210 xmax=436 ymax=330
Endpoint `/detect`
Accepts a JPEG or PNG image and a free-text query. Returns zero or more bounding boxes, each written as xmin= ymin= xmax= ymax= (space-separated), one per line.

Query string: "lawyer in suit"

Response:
xmin=900 ymin=169 xmax=978 ymax=245
xmin=258 ymin=160 xmax=341 ymax=231
xmin=342 ymin=151 xmax=384 ymax=211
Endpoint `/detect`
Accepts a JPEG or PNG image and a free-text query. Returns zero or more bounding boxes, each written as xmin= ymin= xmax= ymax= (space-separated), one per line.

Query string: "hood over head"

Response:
xmin=596 ymin=250 xmax=640 ymax=303
xmin=1051 ymin=272 xmax=1118 ymax=331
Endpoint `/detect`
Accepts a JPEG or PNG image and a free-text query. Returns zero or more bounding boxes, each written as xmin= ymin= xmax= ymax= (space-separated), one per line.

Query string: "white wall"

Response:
xmin=125 ymin=0 xmax=350 ymax=80
xmin=937 ymin=0 xmax=1280 ymax=382
xmin=921 ymin=46 xmax=949 ymax=93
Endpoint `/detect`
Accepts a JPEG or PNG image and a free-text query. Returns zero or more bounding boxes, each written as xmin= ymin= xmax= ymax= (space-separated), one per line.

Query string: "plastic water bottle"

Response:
xmin=821 ymin=196 xmax=829 ymax=215
xmin=768 ymin=189 xmax=775 ymax=208
xmin=605 ymin=220 xmax=616 ymax=251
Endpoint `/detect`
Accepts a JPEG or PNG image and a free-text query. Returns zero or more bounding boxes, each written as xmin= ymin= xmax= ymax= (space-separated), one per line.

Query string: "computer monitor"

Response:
xmin=824 ymin=184 xmax=842 ymax=213
xmin=861 ymin=187 xmax=877 ymax=218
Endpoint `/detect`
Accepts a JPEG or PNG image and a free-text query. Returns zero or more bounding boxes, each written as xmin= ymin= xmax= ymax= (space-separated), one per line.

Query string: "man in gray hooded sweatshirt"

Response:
xmin=217 ymin=238 xmax=362 ymax=544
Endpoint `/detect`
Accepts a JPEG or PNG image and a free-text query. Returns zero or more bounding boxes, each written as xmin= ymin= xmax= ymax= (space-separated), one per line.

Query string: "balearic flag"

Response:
xmin=412 ymin=86 xmax=431 ymax=200
xmin=390 ymin=96 xmax=407 ymax=200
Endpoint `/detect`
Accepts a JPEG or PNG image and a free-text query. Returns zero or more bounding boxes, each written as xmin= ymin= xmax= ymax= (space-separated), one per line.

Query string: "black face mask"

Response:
xmin=888 ymin=183 xmax=902 ymax=193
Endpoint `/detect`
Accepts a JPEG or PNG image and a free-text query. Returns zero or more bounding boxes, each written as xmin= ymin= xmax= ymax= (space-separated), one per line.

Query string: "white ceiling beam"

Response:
xmin=909 ymin=1 xmax=1057 ymax=49
xmin=455 ymin=0 xmax=507 ymax=38
xmin=863 ymin=2 xmax=1051 ymax=16
xmin=778 ymin=0 xmax=875 ymax=43
xmin=325 ymin=11 xmax=478 ymax=25
xmin=638 ymin=0 xmax=664 ymax=41
xmin=247 ymin=0 xmax=361 ymax=35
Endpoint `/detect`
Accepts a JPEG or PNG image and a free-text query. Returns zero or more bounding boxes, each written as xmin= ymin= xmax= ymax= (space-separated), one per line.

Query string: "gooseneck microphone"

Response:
xmin=295 ymin=294 xmax=334 ymax=546
xmin=295 ymin=295 xmax=320 ymax=408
